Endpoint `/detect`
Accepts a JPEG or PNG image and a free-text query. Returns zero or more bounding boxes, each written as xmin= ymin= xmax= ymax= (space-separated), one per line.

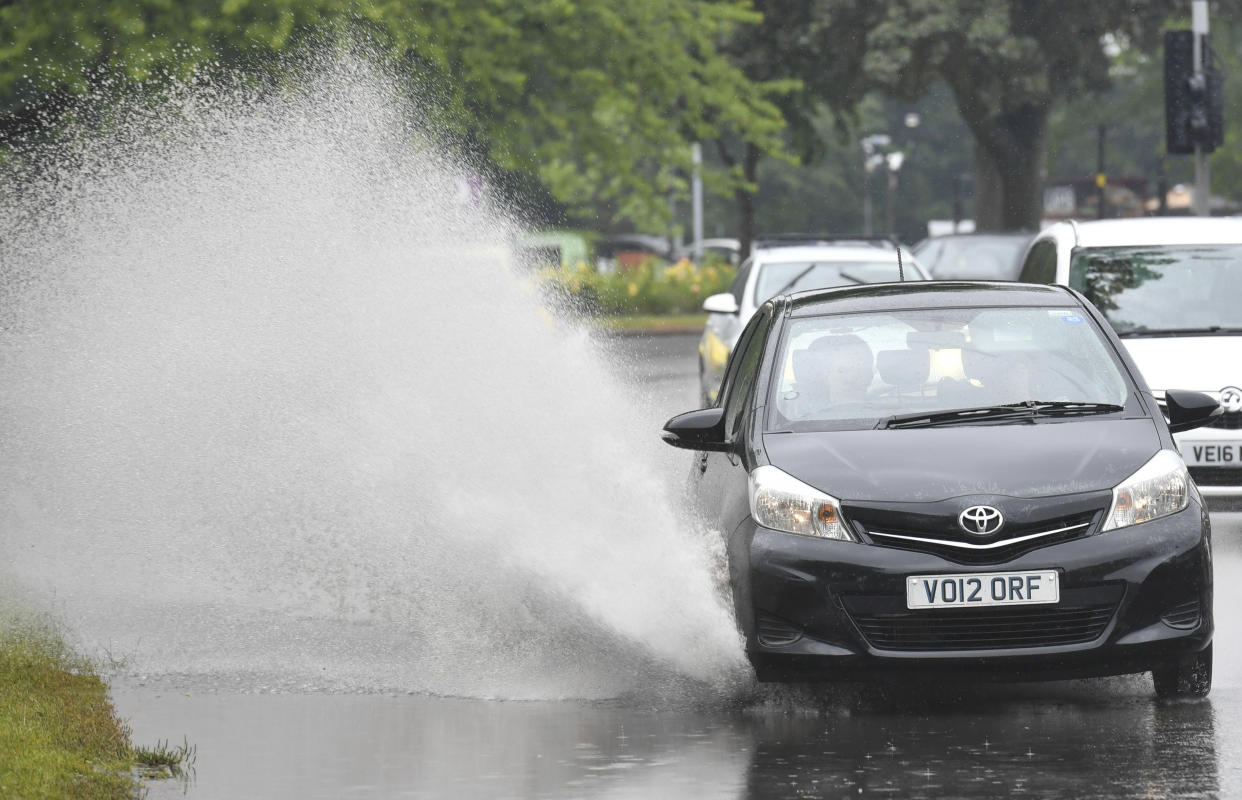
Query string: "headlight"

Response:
xmin=748 ymin=465 xmax=854 ymax=541
xmin=1101 ymin=450 xmax=1190 ymax=531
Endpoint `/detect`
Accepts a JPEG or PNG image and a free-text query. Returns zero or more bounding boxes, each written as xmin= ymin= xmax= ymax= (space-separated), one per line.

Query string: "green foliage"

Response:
xmin=0 ymin=0 xmax=787 ymax=232
xmin=541 ymin=258 xmax=735 ymax=316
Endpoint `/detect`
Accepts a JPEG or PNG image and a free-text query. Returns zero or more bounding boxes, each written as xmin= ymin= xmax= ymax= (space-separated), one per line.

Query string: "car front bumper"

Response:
xmin=733 ymin=502 xmax=1213 ymax=683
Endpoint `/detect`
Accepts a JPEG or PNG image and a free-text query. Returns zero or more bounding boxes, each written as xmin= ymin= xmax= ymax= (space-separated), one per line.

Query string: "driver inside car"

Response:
xmin=791 ymin=333 xmax=875 ymax=417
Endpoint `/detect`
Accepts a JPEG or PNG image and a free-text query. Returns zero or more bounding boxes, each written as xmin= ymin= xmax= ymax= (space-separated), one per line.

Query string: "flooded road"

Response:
xmin=116 ymin=681 xmax=1231 ymax=799
xmin=113 ymin=333 xmax=1238 ymax=799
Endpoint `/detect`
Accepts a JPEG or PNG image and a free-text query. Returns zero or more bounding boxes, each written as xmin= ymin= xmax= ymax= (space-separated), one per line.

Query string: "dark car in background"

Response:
xmin=913 ymin=231 xmax=1033 ymax=280
xmin=663 ymin=281 xmax=1217 ymax=697
xmin=594 ymin=234 xmax=673 ymax=272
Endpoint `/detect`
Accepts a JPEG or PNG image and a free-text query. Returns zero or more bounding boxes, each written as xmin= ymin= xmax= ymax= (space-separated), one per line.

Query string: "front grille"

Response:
xmin=1205 ymin=411 xmax=1242 ymax=430
xmin=1188 ymin=467 xmax=1242 ymax=486
xmin=1162 ymin=599 xmax=1202 ymax=630
xmin=841 ymin=586 xmax=1122 ymax=652
xmin=854 ymin=511 xmax=1100 ymax=565
xmin=756 ymin=612 xmax=803 ymax=647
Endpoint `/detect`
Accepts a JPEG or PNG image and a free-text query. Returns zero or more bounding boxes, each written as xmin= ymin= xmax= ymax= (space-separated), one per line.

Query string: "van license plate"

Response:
xmin=1183 ymin=443 xmax=1241 ymax=465
xmin=906 ymin=570 xmax=1059 ymax=609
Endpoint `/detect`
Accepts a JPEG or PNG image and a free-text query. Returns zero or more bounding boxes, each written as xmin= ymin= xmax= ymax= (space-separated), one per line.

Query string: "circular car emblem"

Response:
xmin=1220 ymin=386 xmax=1242 ymax=414
xmin=958 ymin=505 xmax=1004 ymax=536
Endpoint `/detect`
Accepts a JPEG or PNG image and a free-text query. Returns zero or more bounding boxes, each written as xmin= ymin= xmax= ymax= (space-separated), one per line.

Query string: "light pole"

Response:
xmin=860 ymin=134 xmax=891 ymax=236
xmin=885 ymin=151 xmax=905 ymax=238
xmin=1192 ymin=0 xmax=1211 ymax=216
xmin=691 ymin=142 xmax=704 ymax=260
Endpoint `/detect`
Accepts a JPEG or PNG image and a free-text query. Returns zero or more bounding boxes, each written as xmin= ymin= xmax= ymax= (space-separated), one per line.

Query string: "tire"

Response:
xmin=1152 ymin=644 xmax=1212 ymax=698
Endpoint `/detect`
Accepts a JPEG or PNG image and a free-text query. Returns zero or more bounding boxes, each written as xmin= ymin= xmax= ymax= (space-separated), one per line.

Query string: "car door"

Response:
xmin=693 ymin=306 xmax=774 ymax=531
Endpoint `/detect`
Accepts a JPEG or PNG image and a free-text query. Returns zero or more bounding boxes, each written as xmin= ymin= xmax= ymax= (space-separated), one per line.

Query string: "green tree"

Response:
xmin=864 ymin=0 xmax=1184 ymax=231
xmin=0 ymin=0 xmax=788 ymax=232
xmin=713 ymin=0 xmax=878 ymax=253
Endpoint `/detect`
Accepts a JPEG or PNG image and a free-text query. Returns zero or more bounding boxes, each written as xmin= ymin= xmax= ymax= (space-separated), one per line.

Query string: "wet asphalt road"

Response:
xmin=115 ymin=332 xmax=1240 ymax=799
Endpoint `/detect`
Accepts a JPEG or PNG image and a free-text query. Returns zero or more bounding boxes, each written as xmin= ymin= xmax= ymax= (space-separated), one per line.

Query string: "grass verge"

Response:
xmin=0 ymin=621 xmax=136 ymax=799
xmin=0 ymin=608 xmax=196 ymax=798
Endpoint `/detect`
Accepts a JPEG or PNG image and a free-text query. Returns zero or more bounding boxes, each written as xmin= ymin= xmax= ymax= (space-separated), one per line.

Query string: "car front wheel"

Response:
xmin=1152 ymin=644 xmax=1212 ymax=698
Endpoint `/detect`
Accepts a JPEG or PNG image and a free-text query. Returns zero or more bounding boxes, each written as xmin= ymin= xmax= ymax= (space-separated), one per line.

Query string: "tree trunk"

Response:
xmin=736 ymin=142 xmax=760 ymax=257
xmin=715 ymin=139 xmax=762 ymax=258
xmin=966 ymin=110 xmax=1048 ymax=232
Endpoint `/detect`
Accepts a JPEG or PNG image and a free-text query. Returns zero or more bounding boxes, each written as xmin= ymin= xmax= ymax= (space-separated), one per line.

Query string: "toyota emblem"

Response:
xmin=1220 ymin=386 xmax=1242 ymax=414
xmin=959 ymin=505 xmax=1004 ymax=536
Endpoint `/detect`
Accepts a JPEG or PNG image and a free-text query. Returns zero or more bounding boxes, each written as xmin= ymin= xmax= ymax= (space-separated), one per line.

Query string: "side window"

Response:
xmin=1019 ymin=240 xmax=1058 ymax=284
xmin=722 ymin=310 xmax=772 ymax=437
xmin=730 ymin=258 xmax=753 ymax=305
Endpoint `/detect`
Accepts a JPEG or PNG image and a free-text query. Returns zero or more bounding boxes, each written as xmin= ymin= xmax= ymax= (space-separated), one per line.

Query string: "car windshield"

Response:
xmin=768 ymin=306 xmax=1130 ymax=431
xmin=1069 ymin=244 xmax=1242 ymax=334
xmin=754 ymin=260 xmax=909 ymax=305
xmin=920 ymin=236 xmax=1028 ymax=280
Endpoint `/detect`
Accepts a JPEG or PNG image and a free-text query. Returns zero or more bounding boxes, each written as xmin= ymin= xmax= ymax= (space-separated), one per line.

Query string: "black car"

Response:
xmin=663 ymin=282 xmax=1218 ymax=697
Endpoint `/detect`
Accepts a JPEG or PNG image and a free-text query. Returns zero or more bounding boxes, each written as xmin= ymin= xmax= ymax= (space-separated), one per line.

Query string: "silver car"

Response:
xmin=698 ymin=238 xmax=929 ymax=405
xmin=1018 ymin=216 xmax=1242 ymax=510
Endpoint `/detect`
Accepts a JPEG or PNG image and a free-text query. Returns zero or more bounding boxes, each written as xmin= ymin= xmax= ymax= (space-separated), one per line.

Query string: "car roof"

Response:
xmin=915 ymin=232 xmax=1032 ymax=247
xmin=1057 ymin=217 xmax=1242 ymax=248
xmin=753 ymin=245 xmax=913 ymax=263
xmin=787 ymin=280 xmax=1078 ymax=316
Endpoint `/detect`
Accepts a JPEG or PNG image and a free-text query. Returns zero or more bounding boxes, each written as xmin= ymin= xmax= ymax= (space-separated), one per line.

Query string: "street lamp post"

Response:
xmin=1192 ymin=0 xmax=1211 ymax=216
xmin=885 ymin=151 xmax=905 ymax=238
xmin=860 ymin=134 xmax=891 ymax=236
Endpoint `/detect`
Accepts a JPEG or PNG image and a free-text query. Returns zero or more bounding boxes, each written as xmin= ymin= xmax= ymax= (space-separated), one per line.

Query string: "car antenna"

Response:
xmin=897 ymin=243 xmax=906 ymax=281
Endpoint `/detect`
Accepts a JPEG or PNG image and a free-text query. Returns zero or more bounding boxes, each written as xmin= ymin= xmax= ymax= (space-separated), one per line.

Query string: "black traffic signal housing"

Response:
xmin=1165 ymin=29 xmax=1225 ymax=155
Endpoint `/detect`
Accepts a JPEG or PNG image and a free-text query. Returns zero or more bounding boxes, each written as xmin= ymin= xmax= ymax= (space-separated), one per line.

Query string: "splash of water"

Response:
xmin=0 ymin=53 xmax=746 ymax=699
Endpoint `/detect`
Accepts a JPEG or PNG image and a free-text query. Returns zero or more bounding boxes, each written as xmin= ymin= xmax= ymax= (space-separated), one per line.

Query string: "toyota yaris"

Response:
xmin=664 ymin=282 xmax=1218 ymax=697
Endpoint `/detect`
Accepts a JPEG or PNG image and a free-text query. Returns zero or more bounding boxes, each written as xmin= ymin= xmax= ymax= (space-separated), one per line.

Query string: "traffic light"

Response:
xmin=1165 ymin=29 xmax=1225 ymax=155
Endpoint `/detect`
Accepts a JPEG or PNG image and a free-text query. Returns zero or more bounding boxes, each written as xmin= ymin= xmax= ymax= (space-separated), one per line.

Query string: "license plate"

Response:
xmin=1183 ymin=442 xmax=1241 ymax=466
xmin=906 ymin=570 xmax=1059 ymax=610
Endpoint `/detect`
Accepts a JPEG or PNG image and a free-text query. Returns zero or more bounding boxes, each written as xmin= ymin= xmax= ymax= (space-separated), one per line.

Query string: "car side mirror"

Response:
xmin=1164 ymin=390 xmax=1222 ymax=433
xmin=661 ymin=407 xmax=731 ymax=451
xmin=702 ymin=293 xmax=739 ymax=315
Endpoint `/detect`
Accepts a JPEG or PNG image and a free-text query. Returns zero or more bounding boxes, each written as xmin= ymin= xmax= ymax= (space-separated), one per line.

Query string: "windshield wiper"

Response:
xmin=771 ymin=263 xmax=821 ymax=297
xmin=879 ymin=401 xmax=1124 ymax=430
xmin=1116 ymin=326 xmax=1242 ymax=338
xmin=1021 ymin=401 xmax=1125 ymax=417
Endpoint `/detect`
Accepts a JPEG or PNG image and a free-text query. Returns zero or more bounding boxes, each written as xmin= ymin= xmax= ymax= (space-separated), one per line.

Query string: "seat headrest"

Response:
xmin=876 ymin=349 xmax=930 ymax=386
xmin=792 ymin=349 xmax=831 ymax=386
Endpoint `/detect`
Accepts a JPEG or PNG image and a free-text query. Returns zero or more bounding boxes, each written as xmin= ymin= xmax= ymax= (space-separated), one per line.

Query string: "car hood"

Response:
xmin=762 ymin=419 xmax=1161 ymax=503
xmin=1122 ymin=336 xmax=1242 ymax=393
